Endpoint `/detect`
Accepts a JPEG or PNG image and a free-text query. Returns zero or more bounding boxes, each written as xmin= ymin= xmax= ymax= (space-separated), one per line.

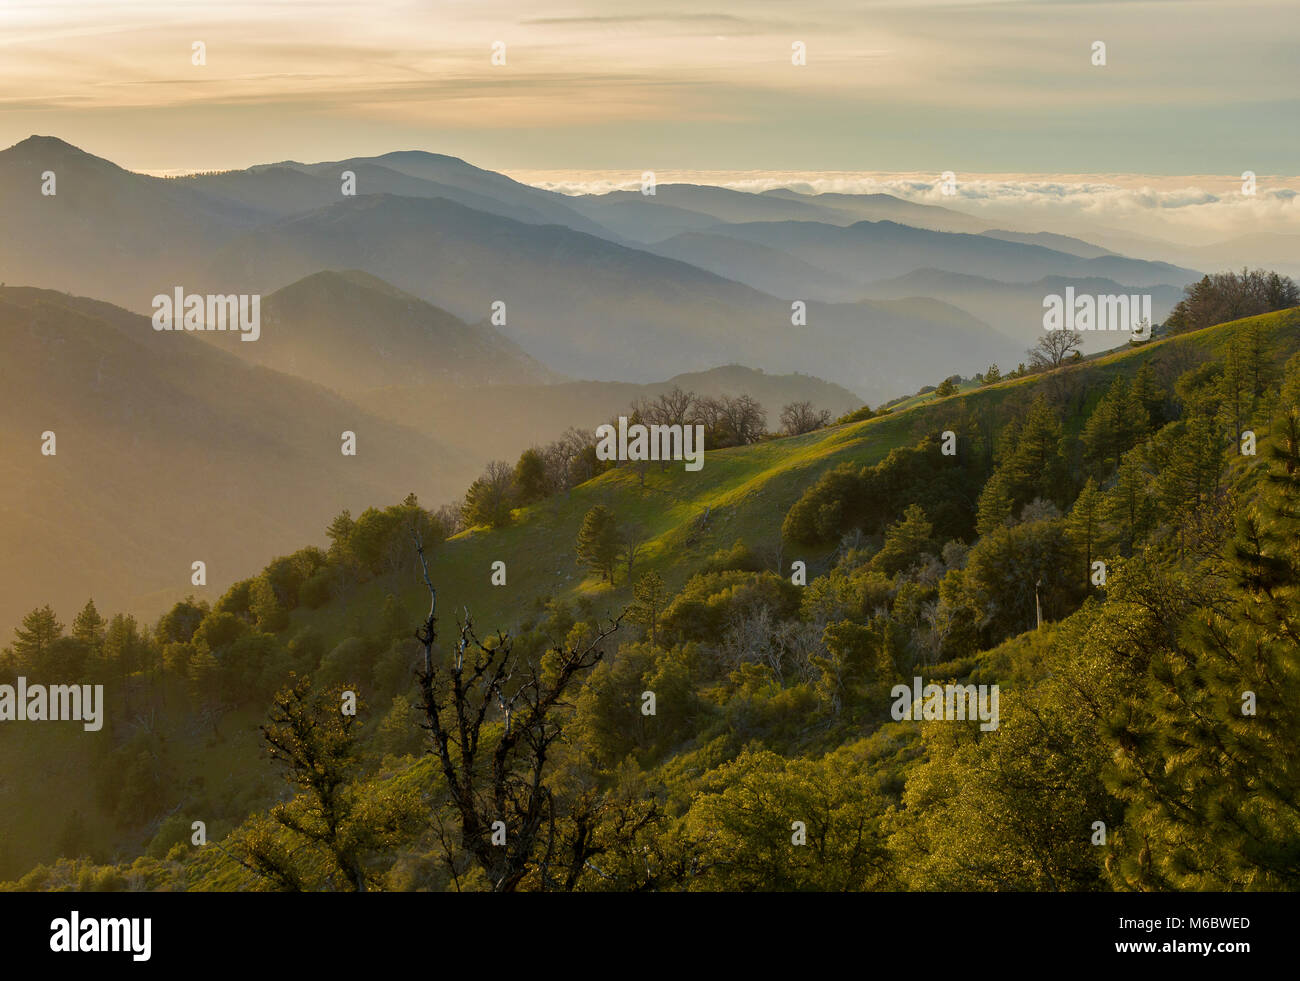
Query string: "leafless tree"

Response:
xmin=652 ymin=385 xmax=698 ymax=427
xmin=698 ymin=393 xmax=767 ymax=446
xmin=780 ymin=400 xmax=832 ymax=436
xmin=772 ymin=619 xmax=825 ymax=683
xmin=533 ymin=428 xmax=599 ymax=494
xmin=635 ymin=386 xmax=701 ymax=470
xmin=723 ymin=393 xmax=767 ymax=444
xmin=720 ymin=606 xmax=781 ymax=682
xmin=719 ymin=607 xmax=825 ymax=685
xmin=1028 ymin=329 xmax=1083 ymax=371
xmin=412 ymin=535 xmax=623 ymax=891
xmin=434 ymin=502 xmax=464 ymax=537
xmin=559 ymin=426 xmax=600 ymax=486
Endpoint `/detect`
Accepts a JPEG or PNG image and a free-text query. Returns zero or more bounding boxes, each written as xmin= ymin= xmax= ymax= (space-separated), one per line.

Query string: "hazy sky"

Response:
xmin=1 ymin=0 xmax=1297 ymax=177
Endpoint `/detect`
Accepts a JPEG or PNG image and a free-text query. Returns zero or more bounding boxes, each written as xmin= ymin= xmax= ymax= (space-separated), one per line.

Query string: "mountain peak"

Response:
xmin=269 ymin=268 xmax=430 ymax=306
xmin=376 ymin=149 xmax=471 ymax=166
xmin=2 ymin=135 xmax=127 ymax=173
xmin=8 ymin=135 xmax=86 ymax=154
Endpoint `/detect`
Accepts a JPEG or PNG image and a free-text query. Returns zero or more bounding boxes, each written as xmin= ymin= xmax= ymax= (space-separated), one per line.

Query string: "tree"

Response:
xmin=959 ymin=517 xmax=1080 ymax=641
xmin=814 ymin=618 xmax=900 ymax=715
xmin=263 ymin=548 xmax=327 ymax=610
xmin=1130 ymin=361 xmax=1165 ymax=430
xmin=155 ymin=598 xmax=206 ymax=645
xmin=1149 ymin=412 xmax=1227 ymax=552
xmin=11 ymin=605 xmax=63 ymax=669
xmin=701 ymin=393 xmax=766 ymax=447
xmin=634 ymin=385 xmax=701 ymax=472
xmin=620 ymin=522 xmax=645 ymax=582
xmin=1165 ymin=267 xmax=1299 ymax=334
xmin=238 ymin=676 xmax=420 ymax=891
xmin=870 ymin=504 xmax=935 ymax=578
xmin=889 ymin=677 xmax=1113 ymax=891
xmin=1219 ymin=334 xmax=1250 ymax=441
xmin=325 ymin=509 xmax=355 ymax=562
xmin=1106 ymin=451 xmax=1153 ymax=554
xmin=513 ymin=448 xmax=550 ymax=505
xmin=1087 ymin=522 xmax=1300 ymax=889
xmin=1098 ymin=403 xmax=1298 ymax=887
xmin=1081 ymin=377 xmax=1148 ymax=478
xmin=1066 ymin=478 xmax=1104 ymax=588
xmin=934 ymin=377 xmax=958 ymax=398
xmin=412 ymin=537 xmax=624 ymax=891
xmin=462 ymin=460 xmax=515 ymax=529
xmin=188 ymin=647 xmax=224 ymax=734
xmin=542 ymin=427 xmax=602 ymax=491
xmin=780 ymin=400 xmax=831 ymax=436
xmin=71 ymin=600 xmax=105 ymax=650
xmin=686 ymin=746 xmax=894 ymax=891
xmin=982 ymin=364 xmax=1002 ymax=385
xmin=576 ymin=505 xmax=621 ymax=584
xmin=1003 ymin=396 xmax=1069 ymax=509
xmin=975 ymin=470 xmax=1015 ymax=537
xmin=249 ymin=577 xmax=289 ymax=633
xmin=629 ymin=572 xmax=667 ymax=647
xmin=836 ymin=404 xmax=877 ymax=425
xmin=1029 ymin=329 xmax=1083 ymax=371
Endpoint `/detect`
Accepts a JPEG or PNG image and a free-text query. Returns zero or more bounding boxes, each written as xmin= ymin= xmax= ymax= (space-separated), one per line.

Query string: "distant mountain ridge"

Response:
xmin=0 ymin=135 xmax=1199 ymax=403
xmin=696 ymin=218 xmax=1200 ymax=289
xmin=0 ymin=284 xmax=477 ymax=634
xmin=192 ymin=192 xmax=1022 ymax=397
xmin=201 ymin=270 xmax=559 ymax=396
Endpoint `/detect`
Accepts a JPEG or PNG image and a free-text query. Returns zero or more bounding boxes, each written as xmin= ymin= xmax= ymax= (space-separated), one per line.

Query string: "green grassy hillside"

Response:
xmin=362 ymin=308 xmax=1297 ymax=641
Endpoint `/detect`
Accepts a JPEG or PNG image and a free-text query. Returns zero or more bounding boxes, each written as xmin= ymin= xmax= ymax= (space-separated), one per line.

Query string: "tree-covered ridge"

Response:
xmin=3 ymin=307 xmax=1299 ymax=890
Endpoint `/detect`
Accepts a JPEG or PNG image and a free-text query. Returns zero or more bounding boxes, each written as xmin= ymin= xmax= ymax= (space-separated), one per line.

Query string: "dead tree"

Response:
xmin=412 ymin=534 xmax=622 ymax=891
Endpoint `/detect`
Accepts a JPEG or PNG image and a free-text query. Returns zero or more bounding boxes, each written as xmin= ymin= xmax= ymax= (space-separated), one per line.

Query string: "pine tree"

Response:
xmin=976 ymin=470 xmax=1014 ymax=537
xmin=1066 ymin=478 xmax=1105 ymax=588
xmin=1105 ymin=451 xmax=1152 ymax=554
xmin=1080 ymin=390 xmax=1117 ymax=478
xmin=1003 ymin=396 xmax=1068 ymax=509
xmin=71 ymin=599 xmax=106 ymax=650
xmin=1082 ymin=377 xmax=1148 ymax=479
xmin=871 ymin=503 xmax=935 ymax=577
xmin=1243 ymin=317 xmax=1274 ymax=400
xmin=576 ymin=505 xmax=622 ymax=584
xmin=1102 ymin=422 xmax=1300 ymax=889
xmin=1151 ymin=412 xmax=1227 ymax=552
xmin=1219 ymin=335 xmax=1250 ymax=440
xmin=11 ymin=605 xmax=63 ymax=669
xmin=629 ymin=571 xmax=667 ymax=647
xmin=1131 ymin=361 xmax=1165 ymax=430
xmin=325 ymin=509 xmax=355 ymax=562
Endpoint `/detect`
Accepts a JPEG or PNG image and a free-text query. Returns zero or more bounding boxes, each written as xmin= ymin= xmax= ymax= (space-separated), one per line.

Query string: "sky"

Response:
xmin=1 ymin=0 xmax=1297 ymax=178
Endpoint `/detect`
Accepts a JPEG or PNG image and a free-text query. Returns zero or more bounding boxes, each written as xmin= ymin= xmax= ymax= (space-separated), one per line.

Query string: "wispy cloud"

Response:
xmin=1 ymin=1 xmax=1295 ymax=177
xmin=515 ymin=168 xmax=1300 ymax=246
